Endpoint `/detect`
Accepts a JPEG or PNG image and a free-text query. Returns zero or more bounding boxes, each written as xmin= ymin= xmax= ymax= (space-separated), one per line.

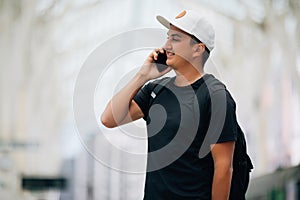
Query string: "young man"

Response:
xmin=101 ymin=10 xmax=252 ymax=200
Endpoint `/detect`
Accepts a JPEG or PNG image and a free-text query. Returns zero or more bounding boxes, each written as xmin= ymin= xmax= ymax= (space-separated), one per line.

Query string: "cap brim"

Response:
xmin=156 ymin=15 xmax=171 ymax=29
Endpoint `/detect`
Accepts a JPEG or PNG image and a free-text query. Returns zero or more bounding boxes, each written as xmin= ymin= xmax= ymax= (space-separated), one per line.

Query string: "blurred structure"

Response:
xmin=247 ymin=165 xmax=300 ymax=200
xmin=0 ymin=0 xmax=299 ymax=199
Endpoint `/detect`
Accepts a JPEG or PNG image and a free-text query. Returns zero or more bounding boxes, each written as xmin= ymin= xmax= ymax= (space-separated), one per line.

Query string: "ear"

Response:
xmin=192 ymin=43 xmax=205 ymax=57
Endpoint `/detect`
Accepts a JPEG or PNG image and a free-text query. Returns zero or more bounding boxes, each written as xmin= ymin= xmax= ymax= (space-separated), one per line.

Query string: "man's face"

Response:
xmin=164 ymin=25 xmax=195 ymax=69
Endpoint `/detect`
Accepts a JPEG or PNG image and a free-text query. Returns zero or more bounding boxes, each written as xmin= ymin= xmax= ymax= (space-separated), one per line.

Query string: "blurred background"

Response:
xmin=1 ymin=0 xmax=300 ymax=199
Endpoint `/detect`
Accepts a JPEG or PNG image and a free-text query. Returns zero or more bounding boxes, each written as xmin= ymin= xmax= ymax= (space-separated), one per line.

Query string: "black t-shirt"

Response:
xmin=133 ymin=74 xmax=239 ymax=200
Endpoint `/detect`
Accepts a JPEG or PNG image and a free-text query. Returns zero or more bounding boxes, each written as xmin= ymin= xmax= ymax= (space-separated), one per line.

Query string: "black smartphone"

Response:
xmin=155 ymin=50 xmax=168 ymax=72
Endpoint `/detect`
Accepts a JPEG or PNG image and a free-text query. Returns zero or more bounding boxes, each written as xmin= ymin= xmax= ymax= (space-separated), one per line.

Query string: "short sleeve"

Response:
xmin=207 ymin=89 xmax=238 ymax=144
xmin=133 ymin=83 xmax=152 ymax=120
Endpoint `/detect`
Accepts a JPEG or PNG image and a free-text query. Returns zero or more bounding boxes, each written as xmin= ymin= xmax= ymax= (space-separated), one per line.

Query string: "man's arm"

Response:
xmin=101 ymin=74 xmax=146 ymax=128
xmin=101 ymin=49 xmax=171 ymax=128
xmin=211 ymin=141 xmax=235 ymax=200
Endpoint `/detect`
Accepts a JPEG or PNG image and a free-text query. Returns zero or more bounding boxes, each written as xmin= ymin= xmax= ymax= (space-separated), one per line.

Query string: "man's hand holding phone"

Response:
xmin=155 ymin=49 xmax=169 ymax=72
xmin=138 ymin=48 xmax=171 ymax=81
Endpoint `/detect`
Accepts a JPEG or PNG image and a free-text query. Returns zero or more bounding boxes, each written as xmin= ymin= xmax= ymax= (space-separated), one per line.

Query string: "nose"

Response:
xmin=163 ymin=38 xmax=172 ymax=51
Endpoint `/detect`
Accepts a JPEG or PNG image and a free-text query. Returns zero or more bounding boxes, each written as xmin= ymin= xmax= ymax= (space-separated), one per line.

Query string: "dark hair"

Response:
xmin=190 ymin=35 xmax=210 ymax=53
xmin=189 ymin=35 xmax=210 ymax=66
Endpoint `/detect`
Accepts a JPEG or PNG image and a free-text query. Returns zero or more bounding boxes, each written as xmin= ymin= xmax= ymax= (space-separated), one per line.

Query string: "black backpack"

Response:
xmin=230 ymin=124 xmax=253 ymax=199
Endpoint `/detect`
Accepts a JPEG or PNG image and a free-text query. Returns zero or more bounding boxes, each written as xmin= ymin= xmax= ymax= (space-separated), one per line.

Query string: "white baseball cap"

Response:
xmin=156 ymin=10 xmax=215 ymax=52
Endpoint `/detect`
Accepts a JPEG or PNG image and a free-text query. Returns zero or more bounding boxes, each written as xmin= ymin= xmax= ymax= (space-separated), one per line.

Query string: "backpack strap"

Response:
xmin=200 ymin=75 xmax=253 ymax=171
xmin=193 ymin=74 xmax=226 ymax=118
xmin=195 ymin=74 xmax=227 ymax=158
xmin=202 ymin=74 xmax=226 ymax=92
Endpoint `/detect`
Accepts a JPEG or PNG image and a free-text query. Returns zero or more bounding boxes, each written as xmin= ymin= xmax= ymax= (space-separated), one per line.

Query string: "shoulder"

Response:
xmin=195 ymin=74 xmax=226 ymax=100
xmin=203 ymin=74 xmax=237 ymax=106
xmin=151 ymin=76 xmax=172 ymax=85
xmin=203 ymin=74 xmax=226 ymax=93
xmin=146 ymin=76 xmax=172 ymax=89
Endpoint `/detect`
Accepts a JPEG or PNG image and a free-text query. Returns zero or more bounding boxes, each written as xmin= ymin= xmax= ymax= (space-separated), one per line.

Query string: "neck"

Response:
xmin=173 ymin=64 xmax=205 ymax=86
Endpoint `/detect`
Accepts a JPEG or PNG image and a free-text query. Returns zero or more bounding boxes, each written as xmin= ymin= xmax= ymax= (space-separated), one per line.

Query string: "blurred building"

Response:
xmin=1 ymin=0 xmax=300 ymax=199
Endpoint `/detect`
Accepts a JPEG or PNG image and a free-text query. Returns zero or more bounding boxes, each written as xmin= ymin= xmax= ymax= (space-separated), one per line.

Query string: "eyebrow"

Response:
xmin=167 ymin=32 xmax=182 ymax=38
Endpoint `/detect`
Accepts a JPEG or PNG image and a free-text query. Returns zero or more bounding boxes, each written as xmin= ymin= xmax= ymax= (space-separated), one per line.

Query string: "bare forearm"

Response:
xmin=101 ymin=73 xmax=148 ymax=127
xmin=101 ymin=48 xmax=171 ymax=128
xmin=211 ymin=166 xmax=233 ymax=200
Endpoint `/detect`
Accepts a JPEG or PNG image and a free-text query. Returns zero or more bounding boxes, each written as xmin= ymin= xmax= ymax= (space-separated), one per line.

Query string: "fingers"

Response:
xmin=152 ymin=48 xmax=165 ymax=61
xmin=154 ymin=48 xmax=164 ymax=53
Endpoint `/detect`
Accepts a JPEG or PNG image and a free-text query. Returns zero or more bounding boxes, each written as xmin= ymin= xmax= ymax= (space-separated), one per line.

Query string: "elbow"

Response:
xmin=101 ymin=114 xmax=116 ymax=128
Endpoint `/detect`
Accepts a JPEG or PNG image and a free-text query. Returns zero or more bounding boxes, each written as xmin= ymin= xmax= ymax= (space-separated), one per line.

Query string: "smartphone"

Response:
xmin=155 ymin=50 xmax=168 ymax=72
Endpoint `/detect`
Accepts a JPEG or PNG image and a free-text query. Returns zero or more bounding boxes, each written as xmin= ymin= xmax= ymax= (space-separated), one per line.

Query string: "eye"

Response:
xmin=168 ymin=36 xmax=179 ymax=41
xmin=167 ymin=35 xmax=180 ymax=41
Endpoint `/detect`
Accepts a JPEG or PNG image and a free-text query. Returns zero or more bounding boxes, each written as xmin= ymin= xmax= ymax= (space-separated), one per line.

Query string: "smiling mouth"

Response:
xmin=166 ymin=51 xmax=175 ymax=56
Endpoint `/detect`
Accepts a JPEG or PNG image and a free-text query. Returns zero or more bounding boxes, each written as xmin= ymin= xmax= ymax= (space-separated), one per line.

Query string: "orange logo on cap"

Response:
xmin=175 ymin=10 xmax=186 ymax=19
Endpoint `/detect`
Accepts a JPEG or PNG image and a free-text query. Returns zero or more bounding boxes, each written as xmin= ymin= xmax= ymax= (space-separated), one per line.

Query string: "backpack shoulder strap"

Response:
xmin=202 ymin=74 xmax=226 ymax=92
xmin=203 ymin=75 xmax=253 ymax=170
xmin=193 ymin=74 xmax=226 ymax=114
